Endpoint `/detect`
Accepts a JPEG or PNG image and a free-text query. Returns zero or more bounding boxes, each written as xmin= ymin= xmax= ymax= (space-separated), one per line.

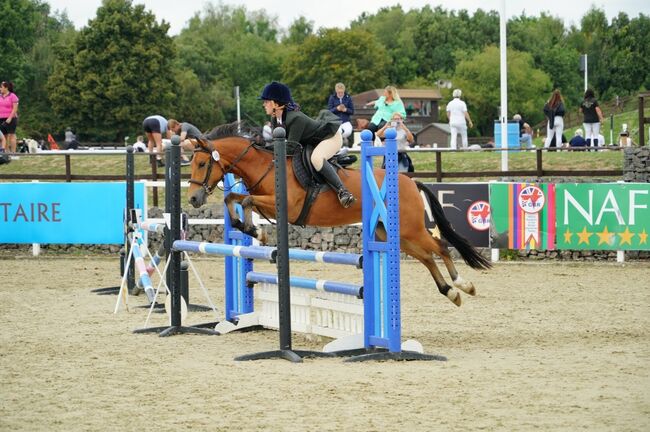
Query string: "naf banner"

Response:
xmin=489 ymin=183 xmax=556 ymax=250
xmin=556 ymin=183 xmax=650 ymax=250
xmin=423 ymin=183 xmax=490 ymax=247
xmin=0 ymin=182 xmax=145 ymax=244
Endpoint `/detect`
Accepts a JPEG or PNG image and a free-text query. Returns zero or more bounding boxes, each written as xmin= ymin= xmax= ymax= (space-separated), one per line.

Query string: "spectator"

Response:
xmin=262 ymin=121 xmax=273 ymax=142
xmin=549 ymin=133 xmax=568 ymax=150
xmin=364 ymin=86 xmax=406 ymax=140
xmin=167 ymin=119 xmax=202 ymax=165
xmin=619 ymin=131 xmax=633 ymax=147
xmin=513 ymin=114 xmax=534 ymax=149
xmin=133 ymin=135 xmax=147 ymax=152
xmin=579 ymin=88 xmax=604 ymax=149
xmin=377 ymin=112 xmax=415 ymax=172
xmin=64 ymin=128 xmax=80 ymax=150
xmin=259 ymin=81 xmax=355 ymax=208
xmin=569 ymin=129 xmax=588 ymax=148
xmin=0 ymin=81 xmax=19 ymax=153
xmin=327 ymin=83 xmax=355 ymax=147
xmin=142 ymin=115 xmax=169 ymax=167
xmin=446 ymin=89 xmax=473 ymax=149
xmin=543 ymin=89 xmax=566 ymax=149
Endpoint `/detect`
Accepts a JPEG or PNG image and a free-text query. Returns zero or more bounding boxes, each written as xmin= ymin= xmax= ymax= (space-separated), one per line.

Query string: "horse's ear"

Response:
xmin=197 ymin=136 xmax=212 ymax=151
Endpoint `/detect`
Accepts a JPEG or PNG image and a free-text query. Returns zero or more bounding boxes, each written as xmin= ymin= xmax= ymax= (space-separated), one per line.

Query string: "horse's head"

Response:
xmin=187 ymin=137 xmax=224 ymax=208
xmin=187 ymin=121 xmax=262 ymax=208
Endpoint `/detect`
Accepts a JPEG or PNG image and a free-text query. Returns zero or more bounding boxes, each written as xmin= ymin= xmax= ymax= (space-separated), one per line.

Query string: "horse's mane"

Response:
xmin=205 ymin=121 xmax=262 ymax=142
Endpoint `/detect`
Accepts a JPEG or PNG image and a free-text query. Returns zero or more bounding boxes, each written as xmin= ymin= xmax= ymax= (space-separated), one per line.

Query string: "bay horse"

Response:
xmin=187 ymin=123 xmax=491 ymax=307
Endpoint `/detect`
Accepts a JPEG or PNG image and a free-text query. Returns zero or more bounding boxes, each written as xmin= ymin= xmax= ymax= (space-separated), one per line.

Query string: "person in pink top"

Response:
xmin=0 ymin=81 xmax=19 ymax=153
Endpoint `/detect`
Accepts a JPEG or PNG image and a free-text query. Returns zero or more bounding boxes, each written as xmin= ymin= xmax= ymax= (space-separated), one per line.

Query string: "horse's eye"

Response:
xmin=199 ymin=161 xmax=206 ymax=168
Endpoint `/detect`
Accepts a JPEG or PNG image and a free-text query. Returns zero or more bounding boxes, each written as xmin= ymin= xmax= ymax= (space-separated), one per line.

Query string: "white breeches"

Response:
xmin=311 ymin=131 xmax=343 ymax=170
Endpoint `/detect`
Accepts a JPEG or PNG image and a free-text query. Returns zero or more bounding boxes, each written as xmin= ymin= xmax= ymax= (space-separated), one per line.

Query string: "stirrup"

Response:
xmin=337 ymin=190 xmax=356 ymax=208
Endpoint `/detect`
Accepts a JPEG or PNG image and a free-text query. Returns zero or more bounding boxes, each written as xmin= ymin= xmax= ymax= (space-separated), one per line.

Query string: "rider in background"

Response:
xmin=259 ymin=81 xmax=356 ymax=208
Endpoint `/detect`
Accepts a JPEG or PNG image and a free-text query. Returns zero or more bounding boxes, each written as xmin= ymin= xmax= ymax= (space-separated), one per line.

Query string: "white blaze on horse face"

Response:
xmin=212 ymin=150 xmax=220 ymax=161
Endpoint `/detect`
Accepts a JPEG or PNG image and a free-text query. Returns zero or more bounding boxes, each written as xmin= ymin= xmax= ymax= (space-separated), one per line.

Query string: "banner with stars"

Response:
xmin=489 ymin=183 xmax=556 ymax=250
xmin=556 ymin=183 xmax=650 ymax=250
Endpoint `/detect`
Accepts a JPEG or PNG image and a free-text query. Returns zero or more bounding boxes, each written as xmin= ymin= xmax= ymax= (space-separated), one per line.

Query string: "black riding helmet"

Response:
xmin=258 ymin=81 xmax=294 ymax=105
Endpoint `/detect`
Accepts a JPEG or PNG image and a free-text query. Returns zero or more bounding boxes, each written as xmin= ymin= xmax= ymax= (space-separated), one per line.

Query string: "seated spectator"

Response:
xmin=133 ymin=135 xmax=147 ymax=152
xmin=513 ymin=114 xmax=534 ymax=149
xmin=377 ymin=112 xmax=414 ymax=172
xmin=619 ymin=131 xmax=633 ymax=147
xmin=64 ymin=127 xmax=80 ymax=150
xmin=327 ymin=82 xmax=354 ymax=147
xmin=569 ymin=129 xmax=588 ymax=148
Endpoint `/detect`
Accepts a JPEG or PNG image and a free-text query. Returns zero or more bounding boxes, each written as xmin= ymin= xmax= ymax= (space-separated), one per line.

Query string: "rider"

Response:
xmin=259 ymin=81 xmax=356 ymax=208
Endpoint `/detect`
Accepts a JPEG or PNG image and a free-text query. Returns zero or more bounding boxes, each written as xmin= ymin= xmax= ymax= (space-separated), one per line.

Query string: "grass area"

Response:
xmin=1 ymin=146 xmax=625 ymax=182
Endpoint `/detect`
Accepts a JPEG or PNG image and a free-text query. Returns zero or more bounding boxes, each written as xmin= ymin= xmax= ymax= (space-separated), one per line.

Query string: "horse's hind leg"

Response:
xmin=401 ymin=238 xmax=463 ymax=306
xmin=376 ymin=225 xmax=462 ymax=306
xmin=433 ymin=237 xmax=476 ymax=296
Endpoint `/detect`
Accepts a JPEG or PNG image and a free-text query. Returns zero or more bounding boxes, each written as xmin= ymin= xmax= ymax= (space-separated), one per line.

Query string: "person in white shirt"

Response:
xmin=446 ymin=89 xmax=473 ymax=149
xmin=133 ymin=135 xmax=147 ymax=152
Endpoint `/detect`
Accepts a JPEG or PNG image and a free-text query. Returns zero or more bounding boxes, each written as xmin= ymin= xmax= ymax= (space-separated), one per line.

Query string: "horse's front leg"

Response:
xmin=240 ymin=195 xmax=276 ymax=244
xmin=223 ymin=192 xmax=248 ymax=232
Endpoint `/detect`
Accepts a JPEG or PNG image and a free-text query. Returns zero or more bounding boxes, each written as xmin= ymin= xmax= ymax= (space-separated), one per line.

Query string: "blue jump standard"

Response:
xmin=246 ymin=271 xmax=363 ymax=298
xmin=173 ymin=240 xmax=362 ymax=268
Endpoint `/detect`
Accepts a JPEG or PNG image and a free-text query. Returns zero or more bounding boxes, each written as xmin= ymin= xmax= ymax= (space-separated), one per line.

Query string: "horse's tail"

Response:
xmin=416 ymin=181 xmax=492 ymax=270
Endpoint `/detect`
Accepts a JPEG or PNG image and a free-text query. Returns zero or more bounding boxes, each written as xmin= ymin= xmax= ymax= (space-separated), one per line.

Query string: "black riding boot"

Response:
xmin=318 ymin=160 xmax=356 ymax=208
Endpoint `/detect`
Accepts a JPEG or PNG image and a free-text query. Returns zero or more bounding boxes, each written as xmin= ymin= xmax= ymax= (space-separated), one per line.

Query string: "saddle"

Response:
xmin=257 ymin=141 xmax=357 ymax=226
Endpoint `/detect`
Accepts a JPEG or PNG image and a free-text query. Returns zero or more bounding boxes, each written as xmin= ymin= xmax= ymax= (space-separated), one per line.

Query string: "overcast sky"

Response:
xmin=46 ymin=0 xmax=648 ymax=35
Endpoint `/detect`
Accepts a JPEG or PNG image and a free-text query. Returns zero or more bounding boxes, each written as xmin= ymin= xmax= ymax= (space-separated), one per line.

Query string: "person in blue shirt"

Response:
xmin=327 ymin=83 xmax=355 ymax=147
xmin=569 ymin=129 xmax=588 ymax=148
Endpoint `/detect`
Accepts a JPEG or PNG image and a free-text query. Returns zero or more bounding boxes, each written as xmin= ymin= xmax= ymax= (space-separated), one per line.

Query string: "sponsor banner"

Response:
xmin=0 ymin=182 xmax=145 ymax=244
xmin=490 ymin=183 xmax=556 ymax=250
xmin=556 ymin=183 xmax=650 ymax=250
xmin=423 ymin=183 xmax=490 ymax=247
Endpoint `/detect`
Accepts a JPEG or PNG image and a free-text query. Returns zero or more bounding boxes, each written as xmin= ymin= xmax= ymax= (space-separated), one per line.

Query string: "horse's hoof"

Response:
xmin=257 ymin=228 xmax=269 ymax=245
xmin=453 ymin=277 xmax=476 ymax=296
xmin=447 ymin=289 xmax=462 ymax=307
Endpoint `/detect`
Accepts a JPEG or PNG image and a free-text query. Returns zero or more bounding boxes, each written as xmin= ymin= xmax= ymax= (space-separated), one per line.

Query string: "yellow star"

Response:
xmin=576 ymin=227 xmax=593 ymax=245
xmin=563 ymin=228 xmax=573 ymax=243
xmin=618 ymin=227 xmax=635 ymax=246
xmin=639 ymin=229 xmax=648 ymax=245
xmin=596 ymin=226 xmax=616 ymax=246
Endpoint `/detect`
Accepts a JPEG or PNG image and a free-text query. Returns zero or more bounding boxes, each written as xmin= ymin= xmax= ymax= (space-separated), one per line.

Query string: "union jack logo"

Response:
xmin=518 ymin=185 xmax=545 ymax=214
xmin=467 ymin=200 xmax=490 ymax=231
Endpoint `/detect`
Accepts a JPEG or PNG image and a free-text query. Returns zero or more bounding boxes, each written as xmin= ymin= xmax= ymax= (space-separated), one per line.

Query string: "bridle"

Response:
xmin=188 ymin=138 xmax=273 ymax=195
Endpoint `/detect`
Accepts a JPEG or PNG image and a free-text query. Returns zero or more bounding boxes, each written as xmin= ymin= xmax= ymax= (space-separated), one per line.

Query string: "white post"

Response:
xmin=235 ymin=86 xmax=241 ymax=133
xmin=499 ymin=0 xmax=508 ymax=171
xmin=31 ymin=179 xmax=41 ymax=256
xmin=584 ymin=54 xmax=588 ymax=92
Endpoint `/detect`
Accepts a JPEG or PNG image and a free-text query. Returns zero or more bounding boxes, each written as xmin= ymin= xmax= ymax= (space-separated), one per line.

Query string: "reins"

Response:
xmin=189 ymin=138 xmax=274 ymax=195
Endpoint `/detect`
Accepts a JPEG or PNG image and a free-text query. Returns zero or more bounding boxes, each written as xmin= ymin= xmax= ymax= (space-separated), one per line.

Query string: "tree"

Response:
xmin=173 ymin=3 xmax=282 ymax=126
xmin=48 ymin=0 xmax=175 ymax=141
xmin=413 ymin=6 xmax=499 ymax=80
xmin=452 ymin=46 xmax=551 ymax=135
xmin=282 ymin=16 xmax=314 ymax=45
xmin=281 ymin=28 xmax=389 ymax=116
